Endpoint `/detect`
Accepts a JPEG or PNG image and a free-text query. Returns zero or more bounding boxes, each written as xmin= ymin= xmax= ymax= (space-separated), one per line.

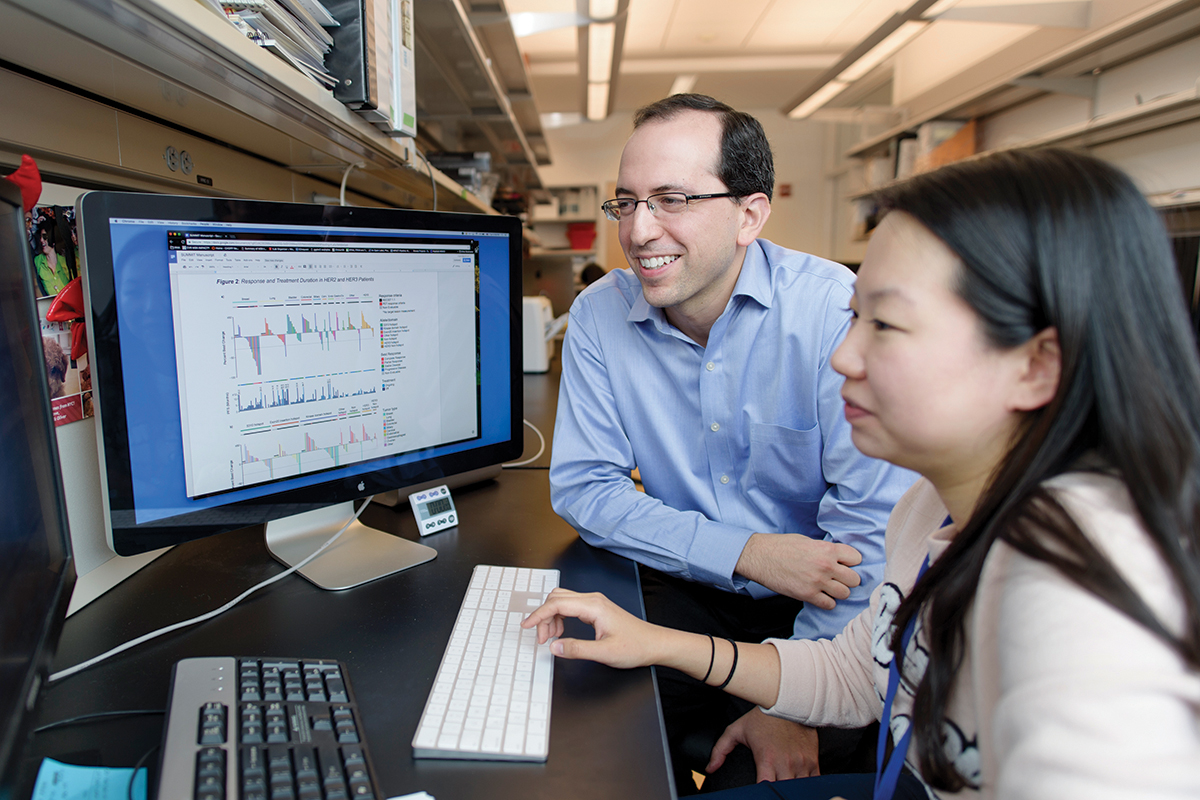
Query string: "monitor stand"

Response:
xmin=265 ymin=502 xmax=436 ymax=590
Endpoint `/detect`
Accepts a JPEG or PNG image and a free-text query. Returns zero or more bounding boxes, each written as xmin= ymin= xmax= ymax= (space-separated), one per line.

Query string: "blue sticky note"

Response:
xmin=31 ymin=758 xmax=148 ymax=800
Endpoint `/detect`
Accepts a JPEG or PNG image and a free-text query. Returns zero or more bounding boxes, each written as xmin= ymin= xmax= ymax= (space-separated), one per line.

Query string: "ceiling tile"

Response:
xmin=685 ymin=70 xmax=827 ymax=108
xmin=641 ymin=0 xmax=777 ymax=54
xmin=747 ymin=1 xmax=872 ymax=49
xmin=504 ymin=0 xmax=578 ymax=61
xmin=517 ymin=26 xmax=579 ymax=62
xmin=622 ymin=1 xmax=679 ymax=55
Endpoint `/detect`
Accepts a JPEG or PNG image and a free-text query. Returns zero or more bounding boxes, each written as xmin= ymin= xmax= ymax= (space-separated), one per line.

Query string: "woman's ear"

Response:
xmin=1010 ymin=327 xmax=1061 ymax=411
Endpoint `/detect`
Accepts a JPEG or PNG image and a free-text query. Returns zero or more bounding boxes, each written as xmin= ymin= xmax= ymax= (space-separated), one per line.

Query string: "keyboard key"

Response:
xmin=198 ymin=703 xmax=226 ymax=745
xmin=158 ymin=658 xmax=382 ymax=800
xmin=411 ymin=565 xmax=558 ymax=761
xmin=325 ymin=676 xmax=349 ymax=703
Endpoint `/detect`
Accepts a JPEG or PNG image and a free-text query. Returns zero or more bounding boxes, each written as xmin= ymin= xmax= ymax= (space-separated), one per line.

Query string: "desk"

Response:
xmin=29 ymin=366 xmax=675 ymax=800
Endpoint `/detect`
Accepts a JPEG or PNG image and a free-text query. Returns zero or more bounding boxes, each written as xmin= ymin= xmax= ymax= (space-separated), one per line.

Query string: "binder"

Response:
xmin=324 ymin=0 xmax=415 ymax=136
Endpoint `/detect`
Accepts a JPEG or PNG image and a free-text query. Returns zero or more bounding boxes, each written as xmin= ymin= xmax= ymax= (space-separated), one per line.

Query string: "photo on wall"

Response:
xmin=28 ymin=204 xmax=91 ymax=427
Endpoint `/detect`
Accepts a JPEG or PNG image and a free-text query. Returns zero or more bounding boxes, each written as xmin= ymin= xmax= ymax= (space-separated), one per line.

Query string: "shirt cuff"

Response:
xmin=688 ymin=520 xmax=756 ymax=590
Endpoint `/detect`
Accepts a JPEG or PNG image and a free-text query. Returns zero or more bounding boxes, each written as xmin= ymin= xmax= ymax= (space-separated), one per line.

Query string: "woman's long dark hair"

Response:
xmin=876 ymin=148 xmax=1200 ymax=791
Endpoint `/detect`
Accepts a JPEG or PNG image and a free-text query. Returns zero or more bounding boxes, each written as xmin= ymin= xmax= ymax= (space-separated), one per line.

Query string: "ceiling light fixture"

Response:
xmin=837 ymin=20 xmax=928 ymax=82
xmin=783 ymin=0 xmax=946 ymax=119
xmin=588 ymin=21 xmax=615 ymax=82
xmin=590 ymin=0 xmax=618 ymax=20
xmin=583 ymin=0 xmax=627 ymax=121
xmin=669 ymin=74 xmax=698 ymax=95
xmin=587 ymin=83 xmax=610 ymax=121
xmin=921 ymin=0 xmax=962 ymax=17
xmin=789 ymin=80 xmax=851 ymax=119
xmin=509 ymin=12 xmax=590 ymax=38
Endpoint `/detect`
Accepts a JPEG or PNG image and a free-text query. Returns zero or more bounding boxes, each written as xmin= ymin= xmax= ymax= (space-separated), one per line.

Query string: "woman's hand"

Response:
xmin=521 ymin=588 xmax=665 ymax=669
xmin=525 ymin=588 xmax=784 ymax=710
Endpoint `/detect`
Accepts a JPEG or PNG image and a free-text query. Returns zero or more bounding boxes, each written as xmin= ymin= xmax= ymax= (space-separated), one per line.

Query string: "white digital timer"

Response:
xmin=408 ymin=484 xmax=458 ymax=536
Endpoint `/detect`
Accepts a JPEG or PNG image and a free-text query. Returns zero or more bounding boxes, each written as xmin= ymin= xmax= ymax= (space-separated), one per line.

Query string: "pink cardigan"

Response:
xmin=766 ymin=474 xmax=1200 ymax=799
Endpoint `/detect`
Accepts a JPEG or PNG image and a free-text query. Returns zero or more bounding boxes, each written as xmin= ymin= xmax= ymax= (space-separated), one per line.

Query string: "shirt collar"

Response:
xmin=626 ymin=239 xmax=773 ymax=327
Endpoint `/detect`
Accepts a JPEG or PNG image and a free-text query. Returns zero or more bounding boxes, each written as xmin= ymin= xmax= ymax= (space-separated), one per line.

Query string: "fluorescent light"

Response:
xmin=922 ymin=0 xmax=962 ymax=18
xmin=838 ymin=20 xmax=928 ymax=82
xmin=587 ymin=82 xmax=610 ymax=121
xmin=509 ymin=12 xmax=589 ymax=38
xmin=669 ymin=75 xmax=698 ymax=95
xmin=588 ymin=21 xmax=615 ymax=82
xmin=541 ymin=111 xmax=584 ymax=129
xmin=590 ymin=0 xmax=618 ymax=19
xmin=788 ymin=80 xmax=849 ymax=119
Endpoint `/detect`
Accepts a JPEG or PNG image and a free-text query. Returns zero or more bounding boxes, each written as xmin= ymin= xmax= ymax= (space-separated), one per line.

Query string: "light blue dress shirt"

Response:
xmin=549 ymin=239 xmax=917 ymax=640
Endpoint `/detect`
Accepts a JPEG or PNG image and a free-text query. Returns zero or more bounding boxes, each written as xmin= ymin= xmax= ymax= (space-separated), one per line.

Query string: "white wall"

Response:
xmin=539 ymin=107 xmax=838 ymax=261
xmin=538 ymin=113 xmax=633 ymax=189
xmin=756 ymin=113 xmax=833 ymax=259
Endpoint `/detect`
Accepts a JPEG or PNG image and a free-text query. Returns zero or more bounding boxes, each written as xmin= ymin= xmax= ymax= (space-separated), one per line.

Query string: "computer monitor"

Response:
xmin=0 ymin=180 xmax=76 ymax=797
xmin=77 ymin=192 xmax=523 ymax=590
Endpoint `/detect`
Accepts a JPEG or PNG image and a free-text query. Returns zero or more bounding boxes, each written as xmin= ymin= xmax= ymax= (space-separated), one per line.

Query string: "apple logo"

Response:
xmin=357 ymin=481 xmax=365 ymax=491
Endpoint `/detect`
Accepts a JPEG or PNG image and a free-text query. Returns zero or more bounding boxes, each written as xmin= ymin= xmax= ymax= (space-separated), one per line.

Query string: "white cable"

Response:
xmin=502 ymin=419 xmax=545 ymax=468
xmin=48 ymin=496 xmax=375 ymax=683
xmin=339 ymin=161 xmax=364 ymax=206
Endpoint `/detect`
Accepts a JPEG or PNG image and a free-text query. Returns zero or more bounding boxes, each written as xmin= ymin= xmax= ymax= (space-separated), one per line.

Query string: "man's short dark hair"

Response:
xmin=633 ymin=94 xmax=774 ymax=201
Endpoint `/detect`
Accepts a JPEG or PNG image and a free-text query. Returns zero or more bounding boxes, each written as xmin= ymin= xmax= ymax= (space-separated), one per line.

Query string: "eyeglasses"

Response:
xmin=600 ymin=192 xmax=739 ymax=222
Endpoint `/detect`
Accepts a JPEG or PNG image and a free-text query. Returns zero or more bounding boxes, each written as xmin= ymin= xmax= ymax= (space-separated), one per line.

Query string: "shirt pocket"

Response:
xmin=749 ymin=422 xmax=827 ymax=503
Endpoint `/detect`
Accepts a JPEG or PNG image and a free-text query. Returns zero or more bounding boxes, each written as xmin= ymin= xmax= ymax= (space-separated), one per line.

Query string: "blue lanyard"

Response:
xmin=873 ymin=539 xmax=939 ymax=800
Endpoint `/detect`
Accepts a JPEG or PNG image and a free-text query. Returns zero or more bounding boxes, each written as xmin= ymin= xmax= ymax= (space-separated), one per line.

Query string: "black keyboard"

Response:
xmin=155 ymin=657 xmax=382 ymax=800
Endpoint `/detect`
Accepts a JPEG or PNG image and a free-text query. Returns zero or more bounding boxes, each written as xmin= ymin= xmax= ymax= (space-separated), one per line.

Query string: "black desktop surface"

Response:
xmin=28 ymin=367 xmax=674 ymax=800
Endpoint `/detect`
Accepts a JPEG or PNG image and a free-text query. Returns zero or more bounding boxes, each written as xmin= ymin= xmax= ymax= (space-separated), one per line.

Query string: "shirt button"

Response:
xmin=710 ymin=422 xmax=720 ymax=432
xmin=720 ymin=475 xmax=730 ymax=484
xmin=706 ymin=362 xmax=715 ymax=371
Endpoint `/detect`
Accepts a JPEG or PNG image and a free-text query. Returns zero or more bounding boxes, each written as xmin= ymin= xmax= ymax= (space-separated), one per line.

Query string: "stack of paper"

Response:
xmin=223 ymin=0 xmax=340 ymax=88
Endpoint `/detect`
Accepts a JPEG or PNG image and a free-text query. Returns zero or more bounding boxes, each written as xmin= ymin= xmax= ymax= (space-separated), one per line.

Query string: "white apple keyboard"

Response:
xmin=411 ymin=565 xmax=559 ymax=761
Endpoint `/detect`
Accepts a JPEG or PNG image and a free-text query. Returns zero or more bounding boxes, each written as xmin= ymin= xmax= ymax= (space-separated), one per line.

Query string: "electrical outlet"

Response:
xmin=163 ymin=146 xmax=194 ymax=174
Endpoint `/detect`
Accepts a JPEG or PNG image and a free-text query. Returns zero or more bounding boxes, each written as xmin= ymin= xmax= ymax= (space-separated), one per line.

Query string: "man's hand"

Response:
xmin=735 ymin=533 xmax=862 ymax=609
xmin=706 ymin=708 xmax=820 ymax=781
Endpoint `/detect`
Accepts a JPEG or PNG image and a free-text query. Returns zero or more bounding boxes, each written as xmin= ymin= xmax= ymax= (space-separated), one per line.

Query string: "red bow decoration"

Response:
xmin=47 ymin=277 xmax=88 ymax=361
xmin=3 ymin=154 xmax=42 ymax=212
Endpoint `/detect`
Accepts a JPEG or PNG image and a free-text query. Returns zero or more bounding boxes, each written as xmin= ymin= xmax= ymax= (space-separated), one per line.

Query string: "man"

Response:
xmin=548 ymin=94 xmax=915 ymax=792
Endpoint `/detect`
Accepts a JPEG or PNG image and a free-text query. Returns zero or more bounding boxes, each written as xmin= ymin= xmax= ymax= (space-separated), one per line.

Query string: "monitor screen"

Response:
xmin=0 ymin=180 xmax=75 ymax=797
xmin=78 ymin=193 xmax=523 ymax=567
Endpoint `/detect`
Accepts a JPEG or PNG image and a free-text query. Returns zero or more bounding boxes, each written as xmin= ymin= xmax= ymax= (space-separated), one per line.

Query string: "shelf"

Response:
xmin=0 ymin=0 xmax=539 ymax=211
xmin=1148 ymin=186 xmax=1200 ymax=207
xmin=844 ymin=0 xmax=1200 ymax=160
xmin=522 ymin=226 xmax=544 ymax=249
xmin=843 ymin=85 xmax=1200 ymax=204
xmin=1015 ymin=83 xmax=1200 ymax=149
xmin=463 ymin=0 xmax=549 ymax=167
xmin=529 ymin=186 xmax=599 ymax=225
xmin=412 ymin=0 xmax=542 ymax=192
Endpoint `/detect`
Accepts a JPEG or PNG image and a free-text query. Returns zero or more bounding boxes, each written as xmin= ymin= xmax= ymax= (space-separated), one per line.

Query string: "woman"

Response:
xmin=34 ymin=219 xmax=69 ymax=297
xmin=524 ymin=148 xmax=1200 ymax=799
